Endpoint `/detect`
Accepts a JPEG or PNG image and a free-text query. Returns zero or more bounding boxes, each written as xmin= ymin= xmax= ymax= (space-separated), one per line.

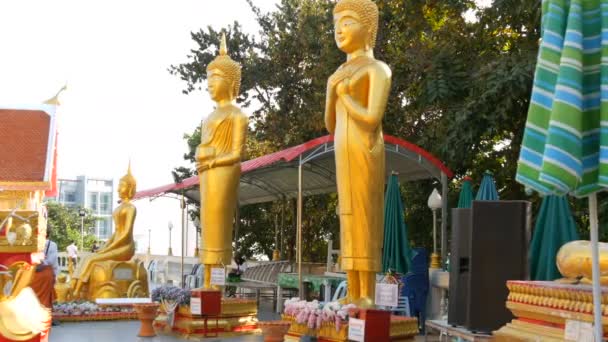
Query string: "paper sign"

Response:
xmin=167 ymin=310 xmax=176 ymax=328
xmin=564 ymin=320 xmax=580 ymax=341
xmin=578 ymin=322 xmax=594 ymax=342
xmin=210 ymin=267 xmax=226 ymax=286
xmin=190 ymin=297 xmax=201 ymax=315
xmin=348 ymin=318 xmax=365 ymax=342
xmin=375 ymin=283 xmax=399 ymax=307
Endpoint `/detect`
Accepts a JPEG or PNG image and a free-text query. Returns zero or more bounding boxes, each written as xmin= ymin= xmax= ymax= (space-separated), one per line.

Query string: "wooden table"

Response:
xmin=425 ymin=320 xmax=493 ymax=341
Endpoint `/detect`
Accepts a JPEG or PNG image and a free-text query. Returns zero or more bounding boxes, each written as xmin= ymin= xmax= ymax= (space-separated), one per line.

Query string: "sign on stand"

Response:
xmin=375 ymin=283 xmax=399 ymax=307
xmin=190 ymin=297 xmax=202 ymax=315
xmin=565 ymin=320 xmax=594 ymax=342
xmin=210 ymin=267 xmax=226 ymax=286
xmin=348 ymin=318 xmax=365 ymax=342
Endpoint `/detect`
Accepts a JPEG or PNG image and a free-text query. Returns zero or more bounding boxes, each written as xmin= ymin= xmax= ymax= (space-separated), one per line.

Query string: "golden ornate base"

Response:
xmin=494 ymin=280 xmax=608 ymax=341
xmin=430 ymin=253 xmax=441 ymax=269
xmin=77 ymin=259 xmax=149 ymax=301
xmin=282 ymin=314 xmax=418 ymax=341
xmin=153 ymin=297 xmax=258 ymax=338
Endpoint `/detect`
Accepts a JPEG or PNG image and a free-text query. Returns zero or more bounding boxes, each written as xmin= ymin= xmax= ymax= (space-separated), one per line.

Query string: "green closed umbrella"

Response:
xmin=457 ymin=176 xmax=474 ymax=208
xmin=382 ymin=174 xmax=411 ymax=274
xmin=475 ymin=171 xmax=499 ymax=201
xmin=515 ymin=1 xmax=608 ymax=338
xmin=529 ymin=195 xmax=579 ymax=281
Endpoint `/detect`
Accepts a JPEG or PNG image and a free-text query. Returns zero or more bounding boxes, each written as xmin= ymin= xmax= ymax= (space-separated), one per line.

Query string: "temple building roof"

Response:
xmin=0 ymin=105 xmax=57 ymax=192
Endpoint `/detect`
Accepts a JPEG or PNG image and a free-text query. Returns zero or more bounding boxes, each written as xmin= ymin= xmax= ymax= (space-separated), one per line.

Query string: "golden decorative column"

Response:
xmin=325 ymin=0 xmax=391 ymax=306
xmin=197 ymin=33 xmax=248 ymax=289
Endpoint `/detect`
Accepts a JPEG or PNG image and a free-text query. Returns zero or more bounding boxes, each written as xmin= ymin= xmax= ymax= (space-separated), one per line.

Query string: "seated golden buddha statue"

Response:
xmin=196 ymin=33 xmax=248 ymax=289
xmin=71 ymin=165 xmax=148 ymax=299
xmin=556 ymin=240 xmax=608 ymax=285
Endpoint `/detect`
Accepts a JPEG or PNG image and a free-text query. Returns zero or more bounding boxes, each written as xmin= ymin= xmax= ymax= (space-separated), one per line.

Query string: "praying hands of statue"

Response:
xmin=336 ymin=78 xmax=351 ymax=98
xmin=195 ymin=146 xmax=216 ymax=173
xmin=196 ymin=160 xmax=216 ymax=173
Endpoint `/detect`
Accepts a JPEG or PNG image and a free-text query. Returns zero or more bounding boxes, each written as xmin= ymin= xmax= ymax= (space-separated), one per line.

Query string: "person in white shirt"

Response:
xmin=44 ymin=237 xmax=59 ymax=277
xmin=66 ymin=241 xmax=78 ymax=266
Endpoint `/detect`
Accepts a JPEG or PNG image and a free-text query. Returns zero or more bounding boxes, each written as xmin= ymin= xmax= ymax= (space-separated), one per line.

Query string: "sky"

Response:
xmin=0 ymin=0 xmax=494 ymax=257
xmin=0 ymin=0 xmax=278 ymax=256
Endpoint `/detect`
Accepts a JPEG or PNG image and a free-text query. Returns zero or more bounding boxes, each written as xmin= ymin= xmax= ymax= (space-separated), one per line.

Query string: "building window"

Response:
xmin=66 ymin=192 xmax=76 ymax=202
xmin=98 ymin=218 xmax=112 ymax=239
xmin=100 ymin=193 xmax=112 ymax=214
xmin=89 ymin=192 xmax=98 ymax=211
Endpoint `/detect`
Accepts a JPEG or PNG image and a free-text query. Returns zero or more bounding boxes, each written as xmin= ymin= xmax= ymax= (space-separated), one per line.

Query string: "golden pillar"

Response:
xmin=325 ymin=0 xmax=392 ymax=307
xmin=197 ymin=33 xmax=248 ymax=289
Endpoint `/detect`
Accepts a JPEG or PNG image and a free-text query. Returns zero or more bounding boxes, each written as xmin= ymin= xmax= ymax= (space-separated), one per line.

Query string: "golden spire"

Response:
xmin=219 ymin=32 xmax=228 ymax=56
xmin=121 ymin=160 xmax=136 ymax=191
xmin=43 ymin=84 xmax=67 ymax=105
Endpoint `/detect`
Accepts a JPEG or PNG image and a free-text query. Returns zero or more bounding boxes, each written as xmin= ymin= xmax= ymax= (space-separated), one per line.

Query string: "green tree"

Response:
xmin=46 ymin=202 xmax=98 ymax=251
xmin=170 ymin=0 xmax=544 ymax=256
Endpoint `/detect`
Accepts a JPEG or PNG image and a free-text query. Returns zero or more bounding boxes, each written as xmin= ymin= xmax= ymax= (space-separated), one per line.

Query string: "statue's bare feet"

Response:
xmin=353 ymin=297 xmax=374 ymax=309
xmin=555 ymin=277 xmax=580 ymax=284
xmin=337 ymin=296 xmax=350 ymax=305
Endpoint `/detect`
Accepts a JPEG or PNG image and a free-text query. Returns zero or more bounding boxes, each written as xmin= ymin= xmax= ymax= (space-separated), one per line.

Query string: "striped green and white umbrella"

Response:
xmin=516 ymin=1 xmax=608 ymax=339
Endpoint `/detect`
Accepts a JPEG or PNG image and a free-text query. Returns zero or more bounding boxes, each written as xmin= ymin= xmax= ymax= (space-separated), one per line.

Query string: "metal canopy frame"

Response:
xmin=133 ymin=134 xmax=453 ymax=291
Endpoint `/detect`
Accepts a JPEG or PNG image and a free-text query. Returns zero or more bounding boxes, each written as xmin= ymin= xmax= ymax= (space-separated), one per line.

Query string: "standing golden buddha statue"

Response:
xmin=197 ymin=33 xmax=248 ymax=289
xmin=325 ymin=0 xmax=391 ymax=306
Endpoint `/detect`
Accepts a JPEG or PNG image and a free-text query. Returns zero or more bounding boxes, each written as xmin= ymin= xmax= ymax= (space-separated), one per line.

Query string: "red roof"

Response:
xmin=134 ymin=134 xmax=453 ymax=202
xmin=0 ymin=107 xmax=57 ymax=191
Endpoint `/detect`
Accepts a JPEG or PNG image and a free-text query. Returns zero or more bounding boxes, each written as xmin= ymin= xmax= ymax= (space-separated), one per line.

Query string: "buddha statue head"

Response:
xmin=333 ymin=0 xmax=379 ymax=53
xmin=206 ymin=33 xmax=241 ymax=103
xmin=118 ymin=163 xmax=136 ymax=201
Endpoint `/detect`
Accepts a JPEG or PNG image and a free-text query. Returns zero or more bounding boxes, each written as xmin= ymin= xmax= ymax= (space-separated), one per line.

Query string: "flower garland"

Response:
xmin=53 ymin=301 xmax=134 ymax=316
xmin=151 ymin=285 xmax=190 ymax=305
xmin=283 ymin=298 xmax=356 ymax=332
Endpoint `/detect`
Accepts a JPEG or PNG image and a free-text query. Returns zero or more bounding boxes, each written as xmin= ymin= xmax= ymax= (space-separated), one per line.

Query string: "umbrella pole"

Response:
xmin=589 ymin=193 xmax=603 ymax=341
xmin=297 ymin=161 xmax=303 ymax=295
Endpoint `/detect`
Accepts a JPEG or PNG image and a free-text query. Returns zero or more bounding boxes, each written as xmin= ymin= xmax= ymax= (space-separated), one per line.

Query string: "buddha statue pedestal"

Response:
xmin=494 ymin=280 xmax=608 ymax=341
xmin=153 ymin=294 xmax=258 ymax=338
xmin=77 ymin=259 xmax=149 ymax=300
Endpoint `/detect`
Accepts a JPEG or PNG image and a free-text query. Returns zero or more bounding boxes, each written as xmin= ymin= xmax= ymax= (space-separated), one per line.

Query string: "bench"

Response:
xmin=95 ymin=297 xmax=151 ymax=305
xmin=229 ymin=261 xmax=293 ymax=307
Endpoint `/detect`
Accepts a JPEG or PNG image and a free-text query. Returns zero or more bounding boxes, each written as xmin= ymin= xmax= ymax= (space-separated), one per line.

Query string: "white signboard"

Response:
xmin=348 ymin=318 xmax=365 ymax=342
xmin=565 ymin=320 xmax=594 ymax=342
xmin=167 ymin=310 xmax=176 ymax=328
xmin=190 ymin=297 xmax=202 ymax=315
xmin=113 ymin=268 xmax=134 ymax=280
xmin=579 ymin=322 xmax=594 ymax=342
xmin=375 ymin=283 xmax=399 ymax=307
xmin=210 ymin=267 xmax=226 ymax=286
xmin=564 ymin=319 xmax=580 ymax=341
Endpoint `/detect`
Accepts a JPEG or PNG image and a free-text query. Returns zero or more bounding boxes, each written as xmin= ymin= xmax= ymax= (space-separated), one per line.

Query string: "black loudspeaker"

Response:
xmin=448 ymin=208 xmax=472 ymax=327
xmin=466 ymin=200 xmax=531 ymax=333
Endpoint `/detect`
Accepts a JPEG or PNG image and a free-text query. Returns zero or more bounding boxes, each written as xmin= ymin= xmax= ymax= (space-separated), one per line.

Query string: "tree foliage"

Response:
xmin=170 ymin=0 xmax=547 ymax=260
xmin=46 ymin=202 xmax=98 ymax=252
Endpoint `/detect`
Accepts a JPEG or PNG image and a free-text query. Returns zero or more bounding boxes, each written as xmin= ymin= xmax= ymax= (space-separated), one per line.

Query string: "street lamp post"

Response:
xmin=193 ymin=216 xmax=200 ymax=257
xmin=78 ymin=208 xmax=86 ymax=250
xmin=168 ymin=221 xmax=173 ymax=256
xmin=147 ymin=229 xmax=151 ymax=255
xmin=427 ymin=188 xmax=442 ymax=269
